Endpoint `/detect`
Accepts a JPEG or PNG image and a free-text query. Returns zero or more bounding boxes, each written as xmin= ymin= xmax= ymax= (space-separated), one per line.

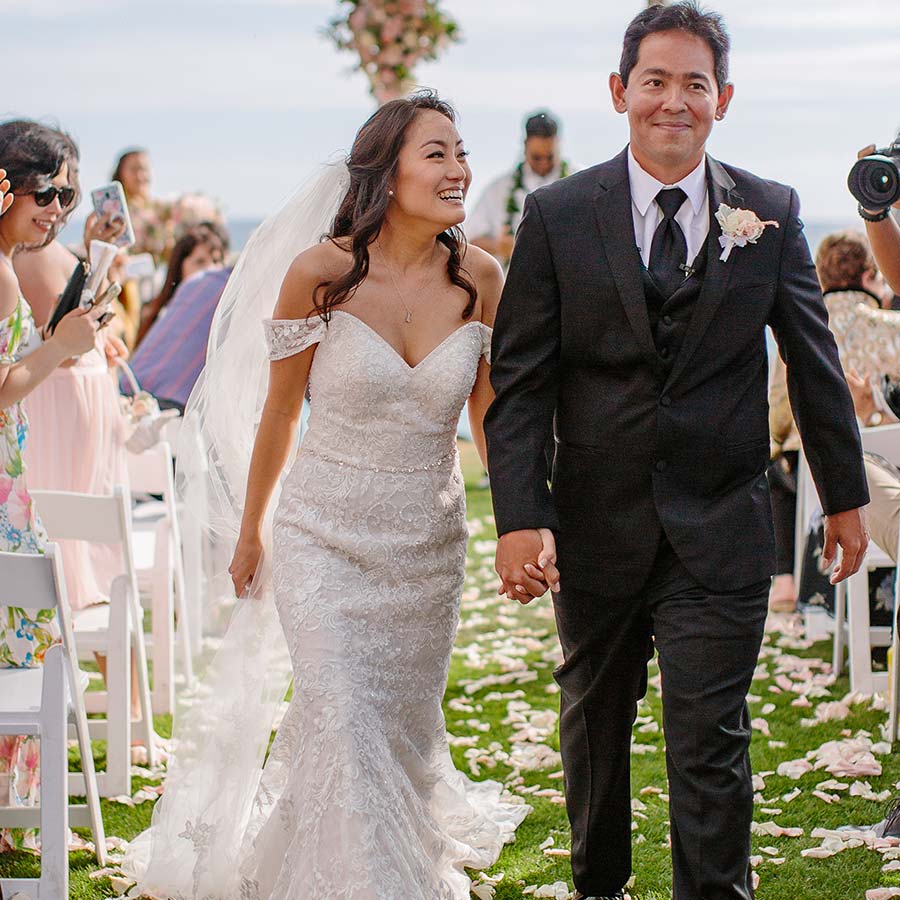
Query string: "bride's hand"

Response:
xmin=229 ymin=532 xmax=263 ymax=598
xmin=523 ymin=528 xmax=561 ymax=594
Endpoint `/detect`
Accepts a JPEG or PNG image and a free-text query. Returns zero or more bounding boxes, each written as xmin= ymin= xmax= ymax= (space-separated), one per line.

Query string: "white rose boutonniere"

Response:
xmin=715 ymin=203 xmax=779 ymax=262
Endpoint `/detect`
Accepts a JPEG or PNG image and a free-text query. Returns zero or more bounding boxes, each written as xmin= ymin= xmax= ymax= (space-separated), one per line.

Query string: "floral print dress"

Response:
xmin=0 ymin=294 xmax=57 ymax=852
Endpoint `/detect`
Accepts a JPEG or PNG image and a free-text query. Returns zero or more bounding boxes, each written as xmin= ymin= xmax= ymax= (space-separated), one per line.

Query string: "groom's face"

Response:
xmin=610 ymin=29 xmax=733 ymax=178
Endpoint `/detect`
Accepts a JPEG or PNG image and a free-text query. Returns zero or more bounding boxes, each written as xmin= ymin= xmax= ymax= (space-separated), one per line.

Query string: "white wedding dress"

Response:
xmin=221 ymin=310 xmax=525 ymax=899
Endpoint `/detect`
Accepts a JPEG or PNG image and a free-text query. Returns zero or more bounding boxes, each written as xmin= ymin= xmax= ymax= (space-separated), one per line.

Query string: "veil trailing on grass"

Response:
xmin=123 ymin=160 xmax=351 ymax=898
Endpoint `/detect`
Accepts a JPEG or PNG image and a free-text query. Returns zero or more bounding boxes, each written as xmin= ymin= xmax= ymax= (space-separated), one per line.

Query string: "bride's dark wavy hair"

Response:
xmin=315 ymin=90 xmax=477 ymax=321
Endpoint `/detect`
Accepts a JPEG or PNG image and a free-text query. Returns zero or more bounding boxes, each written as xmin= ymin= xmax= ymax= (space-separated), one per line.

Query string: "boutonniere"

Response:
xmin=715 ymin=203 xmax=779 ymax=262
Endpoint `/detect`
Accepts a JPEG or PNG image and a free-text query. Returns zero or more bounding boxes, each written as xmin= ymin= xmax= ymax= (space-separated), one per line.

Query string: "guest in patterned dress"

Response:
xmin=0 ymin=121 xmax=106 ymax=851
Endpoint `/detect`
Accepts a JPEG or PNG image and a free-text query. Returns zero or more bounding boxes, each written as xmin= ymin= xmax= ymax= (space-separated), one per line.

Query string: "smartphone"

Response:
xmin=91 ymin=181 xmax=136 ymax=249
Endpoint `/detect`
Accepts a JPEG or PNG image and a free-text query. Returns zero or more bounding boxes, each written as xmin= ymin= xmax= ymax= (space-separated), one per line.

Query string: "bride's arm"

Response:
xmin=229 ymin=254 xmax=323 ymax=598
xmin=465 ymin=247 xmax=504 ymax=470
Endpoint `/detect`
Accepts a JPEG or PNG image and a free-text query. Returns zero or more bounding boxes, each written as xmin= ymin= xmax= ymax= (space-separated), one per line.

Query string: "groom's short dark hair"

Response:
xmin=619 ymin=1 xmax=730 ymax=92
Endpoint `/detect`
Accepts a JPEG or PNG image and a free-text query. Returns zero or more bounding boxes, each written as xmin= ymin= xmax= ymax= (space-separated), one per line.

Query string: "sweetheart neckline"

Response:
xmin=330 ymin=310 xmax=486 ymax=371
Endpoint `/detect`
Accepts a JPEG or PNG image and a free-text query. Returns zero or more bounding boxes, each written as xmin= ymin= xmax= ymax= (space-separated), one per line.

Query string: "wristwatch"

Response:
xmin=858 ymin=203 xmax=892 ymax=223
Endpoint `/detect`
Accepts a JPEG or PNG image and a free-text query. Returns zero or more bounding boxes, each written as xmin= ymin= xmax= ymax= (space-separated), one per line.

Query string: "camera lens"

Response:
xmin=848 ymin=155 xmax=900 ymax=210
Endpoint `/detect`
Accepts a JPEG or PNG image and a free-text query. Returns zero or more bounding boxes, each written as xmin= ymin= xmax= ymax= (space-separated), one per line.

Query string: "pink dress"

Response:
xmin=23 ymin=337 xmax=129 ymax=610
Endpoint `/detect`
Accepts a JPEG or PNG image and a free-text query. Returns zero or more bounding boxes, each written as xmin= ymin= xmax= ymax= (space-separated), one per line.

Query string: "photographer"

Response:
xmin=855 ymin=143 xmax=900 ymax=294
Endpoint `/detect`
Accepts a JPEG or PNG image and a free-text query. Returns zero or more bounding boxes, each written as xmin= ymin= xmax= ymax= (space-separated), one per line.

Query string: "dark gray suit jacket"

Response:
xmin=485 ymin=147 xmax=869 ymax=597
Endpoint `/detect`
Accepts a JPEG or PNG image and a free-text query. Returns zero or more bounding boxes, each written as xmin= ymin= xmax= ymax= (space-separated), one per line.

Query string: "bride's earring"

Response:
xmin=388 ymin=190 xmax=394 ymax=197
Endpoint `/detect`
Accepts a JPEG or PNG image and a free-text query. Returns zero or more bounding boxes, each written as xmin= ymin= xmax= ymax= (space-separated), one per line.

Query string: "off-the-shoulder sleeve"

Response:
xmin=263 ymin=317 xmax=327 ymax=361
xmin=479 ymin=322 xmax=493 ymax=365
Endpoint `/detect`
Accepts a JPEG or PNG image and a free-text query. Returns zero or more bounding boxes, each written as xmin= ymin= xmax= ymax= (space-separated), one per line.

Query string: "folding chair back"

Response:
xmin=27 ymin=487 xmax=157 ymax=789
xmin=0 ymin=546 xmax=107 ymax=900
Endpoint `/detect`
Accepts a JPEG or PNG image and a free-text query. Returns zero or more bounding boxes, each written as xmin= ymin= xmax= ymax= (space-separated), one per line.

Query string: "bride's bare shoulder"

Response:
xmin=461 ymin=243 xmax=504 ymax=326
xmin=275 ymin=239 xmax=353 ymax=319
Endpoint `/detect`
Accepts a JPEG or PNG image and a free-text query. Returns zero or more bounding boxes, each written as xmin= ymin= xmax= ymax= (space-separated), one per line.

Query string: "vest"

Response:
xmin=641 ymin=242 xmax=709 ymax=377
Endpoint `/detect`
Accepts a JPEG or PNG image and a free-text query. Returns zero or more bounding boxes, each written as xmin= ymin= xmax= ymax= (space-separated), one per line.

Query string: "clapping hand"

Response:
xmin=0 ymin=169 xmax=13 ymax=216
xmin=495 ymin=527 xmax=561 ymax=604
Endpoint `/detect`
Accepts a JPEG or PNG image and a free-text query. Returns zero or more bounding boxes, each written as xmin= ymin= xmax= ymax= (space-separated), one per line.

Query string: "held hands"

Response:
xmin=495 ymin=527 xmax=560 ymax=605
xmin=823 ymin=506 xmax=869 ymax=585
xmin=229 ymin=530 xmax=263 ymax=599
xmin=0 ymin=169 xmax=12 ymax=217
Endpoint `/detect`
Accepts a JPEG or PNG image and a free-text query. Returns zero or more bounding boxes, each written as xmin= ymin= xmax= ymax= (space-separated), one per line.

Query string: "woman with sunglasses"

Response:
xmin=9 ymin=122 xmax=143 ymax=718
xmin=0 ymin=121 xmax=105 ymax=852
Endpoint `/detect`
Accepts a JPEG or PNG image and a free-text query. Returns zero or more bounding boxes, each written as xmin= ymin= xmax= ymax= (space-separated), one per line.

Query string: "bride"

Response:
xmin=124 ymin=91 xmax=545 ymax=899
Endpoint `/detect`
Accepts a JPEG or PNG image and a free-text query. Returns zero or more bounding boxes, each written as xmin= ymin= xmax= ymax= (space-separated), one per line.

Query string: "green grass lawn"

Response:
xmin=2 ymin=441 xmax=900 ymax=899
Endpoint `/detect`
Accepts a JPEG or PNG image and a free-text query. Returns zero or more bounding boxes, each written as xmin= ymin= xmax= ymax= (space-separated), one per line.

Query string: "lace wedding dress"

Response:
xmin=145 ymin=309 xmax=527 ymax=900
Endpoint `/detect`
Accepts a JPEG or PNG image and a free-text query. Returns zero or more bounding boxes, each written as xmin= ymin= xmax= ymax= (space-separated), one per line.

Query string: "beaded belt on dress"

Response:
xmin=301 ymin=444 xmax=457 ymax=474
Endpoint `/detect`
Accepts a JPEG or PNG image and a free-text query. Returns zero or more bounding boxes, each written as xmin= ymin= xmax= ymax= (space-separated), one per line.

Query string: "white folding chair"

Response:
xmin=128 ymin=440 xmax=194 ymax=714
xmin=836 ymin=426 xmax=900 ymax=711
xmin=0 ymin=546 xmax=106 ymax=900
xmin=29 ymin=487 xmax=157 ymax=795
xmin=167 ymin=416 xmax=216 ymax=654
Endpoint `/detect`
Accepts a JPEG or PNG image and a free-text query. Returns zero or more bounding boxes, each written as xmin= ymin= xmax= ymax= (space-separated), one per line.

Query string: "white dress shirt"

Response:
xmin=627 ymin=148 xmax=709 ymax=269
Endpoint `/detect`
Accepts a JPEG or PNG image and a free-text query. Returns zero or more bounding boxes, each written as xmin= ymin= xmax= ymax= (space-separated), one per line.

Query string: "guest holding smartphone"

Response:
xmin=13 ymin=127 xmax=132 ymax=616
xmin=0 ymin=124 xmax=104 ymax=851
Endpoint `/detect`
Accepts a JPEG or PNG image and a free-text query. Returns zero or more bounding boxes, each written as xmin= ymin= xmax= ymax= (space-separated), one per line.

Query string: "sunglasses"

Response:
xmin=32 ymin=185 xmax=76 ymax=208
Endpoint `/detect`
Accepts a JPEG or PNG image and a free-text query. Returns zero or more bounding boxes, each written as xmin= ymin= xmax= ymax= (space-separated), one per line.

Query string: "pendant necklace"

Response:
xmin=375 ymin=241 xmax=439 ymax=325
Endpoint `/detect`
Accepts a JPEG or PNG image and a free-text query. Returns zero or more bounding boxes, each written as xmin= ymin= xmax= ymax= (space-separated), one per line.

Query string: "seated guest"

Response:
xmin=816 ymin=230 xmax=899 ymax=377
xmin=845 ymin=368 xmax=900 ymax=563
xmin=768 ymin=230 xmax=898 ymax=611
xmin=126 ymin=264 xmax=231 ymax=412
xmin=135 ymin=222 xmax=227 ymax=346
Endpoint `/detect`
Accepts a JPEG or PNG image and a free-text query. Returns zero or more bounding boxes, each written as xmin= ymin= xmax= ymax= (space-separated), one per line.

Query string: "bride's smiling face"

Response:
xmin=389 ymin=110 xmax=470 ymax=230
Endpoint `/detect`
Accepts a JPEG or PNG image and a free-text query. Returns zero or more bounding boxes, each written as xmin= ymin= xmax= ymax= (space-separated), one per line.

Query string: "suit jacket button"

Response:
xmin=659 ymin=346 xmax=670 ymax=359
xmin=655 ymin=460 xmax=667 ymax=472
xmin=660 ymin=396 xmax=672 ymax=407
xmin=662 ymin=315 xmax=673 ymax=327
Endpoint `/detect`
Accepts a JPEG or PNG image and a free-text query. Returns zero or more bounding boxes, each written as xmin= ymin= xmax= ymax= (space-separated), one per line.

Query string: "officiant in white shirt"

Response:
xmin=467 ymin=110 xmax=573 ymax=266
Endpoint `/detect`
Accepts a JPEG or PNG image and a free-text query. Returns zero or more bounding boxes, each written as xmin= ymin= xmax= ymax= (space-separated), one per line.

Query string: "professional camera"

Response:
xmin=848 ymin=134 xmax=900 ymax=211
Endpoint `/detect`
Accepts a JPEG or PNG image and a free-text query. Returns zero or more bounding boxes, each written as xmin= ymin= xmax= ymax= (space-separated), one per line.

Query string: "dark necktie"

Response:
xmin=648 ymin=187 xmax=688 ymax=298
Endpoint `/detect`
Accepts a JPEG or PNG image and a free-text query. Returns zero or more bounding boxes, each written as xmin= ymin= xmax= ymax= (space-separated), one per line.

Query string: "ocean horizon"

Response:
xmin=60 ymin=217 xmax=866 ymax=262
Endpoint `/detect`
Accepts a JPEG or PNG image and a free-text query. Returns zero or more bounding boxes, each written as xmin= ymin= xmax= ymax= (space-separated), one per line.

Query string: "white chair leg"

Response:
xmin=171 ymin=528 xmax=194 ymax=687
xmin=40 ymin=645 xmax=69 ymax=899
xmin=151 ymin=519 xmax=175 ymax=716
xmin=847 ymin=566 xmax=875 ymax=694
xmin=105 ymin=583 xmax=132 ymax=797
xmin=833 ymin=581 xmax=846 ymax=677
xmin=64 ymin=659 xmax=107 ymax=863
xmin=128 ymin=578 xmax=158 ymax=767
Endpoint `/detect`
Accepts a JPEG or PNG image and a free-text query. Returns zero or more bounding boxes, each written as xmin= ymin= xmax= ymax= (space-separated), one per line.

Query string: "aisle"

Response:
xmin=1 ymin=443 xmax=899 ymax=899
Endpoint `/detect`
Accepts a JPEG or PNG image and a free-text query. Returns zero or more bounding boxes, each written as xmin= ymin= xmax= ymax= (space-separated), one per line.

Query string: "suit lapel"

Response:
xmin=592 ymin=150 xmax=658 ymax=363
xmin=664 ymin=156 xmax=743 ymax=389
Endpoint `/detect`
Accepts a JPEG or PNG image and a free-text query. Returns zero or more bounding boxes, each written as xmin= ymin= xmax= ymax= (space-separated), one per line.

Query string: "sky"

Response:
xmin=4 ymin=0 xmax=900 ymax=229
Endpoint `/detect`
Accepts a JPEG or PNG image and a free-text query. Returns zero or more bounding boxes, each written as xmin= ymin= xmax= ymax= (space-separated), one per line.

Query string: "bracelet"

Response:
xmin=858 ymin=203 xmax=892 ymax=223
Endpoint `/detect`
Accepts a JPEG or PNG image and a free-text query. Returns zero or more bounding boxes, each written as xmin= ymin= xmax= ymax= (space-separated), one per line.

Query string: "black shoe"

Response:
xmin=574 ymin=892 xmax=626 ymax=900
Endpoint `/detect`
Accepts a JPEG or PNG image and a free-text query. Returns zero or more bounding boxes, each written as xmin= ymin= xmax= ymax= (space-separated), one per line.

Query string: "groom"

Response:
xmin=484 ymin=4 xmax=869 ymax=899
